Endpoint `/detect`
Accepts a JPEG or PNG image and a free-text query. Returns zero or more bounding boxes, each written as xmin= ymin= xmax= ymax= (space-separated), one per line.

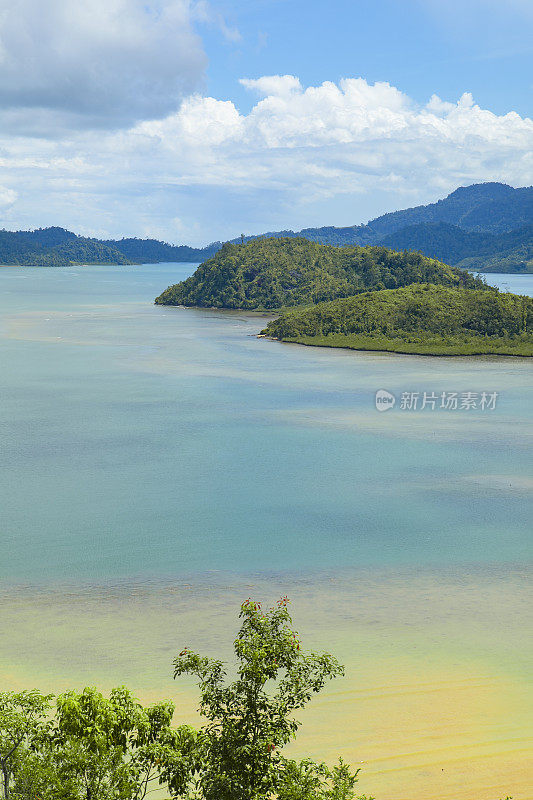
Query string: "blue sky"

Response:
xmin=0 ymin=0 xmax=530 ymax=244
xmin=202 ymin=0 xmax=532 ymax=118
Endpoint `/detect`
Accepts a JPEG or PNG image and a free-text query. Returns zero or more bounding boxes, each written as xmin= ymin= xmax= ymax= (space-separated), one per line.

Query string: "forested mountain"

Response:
xmin=231 ymin=184 xmax=533 ymax=272
xmin=362 ymin=183 xmax=533 ymax=237
xmin=155 ymin=237 xmax=487 ymax=310
xmin=102 ymin=237 xmax=219 ymax=263
xmin=229 ymin=224 xmax=373 ymax=247
xmin=0 ymin=228 xmax=131 ymax=266
xmin=262 ymin=283 xmax=533 ymax=357
xmin=0 ymin=227 xmax=217 ymax=266
xmin=457 ymin=241 xmax=533 ymax=273
xmin=232 ymin=183 xmax=531 ymax=243
xmin=380 ymin=223 xmax=533 ymax=273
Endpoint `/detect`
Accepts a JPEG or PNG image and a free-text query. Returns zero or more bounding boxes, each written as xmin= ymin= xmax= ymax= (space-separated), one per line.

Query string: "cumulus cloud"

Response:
xmin=0 ymin=76 xmax=531 ymax=242
xmin=0 ymin=0 xmax=207 ymax=132
xmin=126 ymin=76 xmax=532 ymax=187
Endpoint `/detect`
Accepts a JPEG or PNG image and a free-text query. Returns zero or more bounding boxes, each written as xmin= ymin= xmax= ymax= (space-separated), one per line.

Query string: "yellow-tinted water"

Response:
xmin=1 ymin=567 xmax=531 ymax=800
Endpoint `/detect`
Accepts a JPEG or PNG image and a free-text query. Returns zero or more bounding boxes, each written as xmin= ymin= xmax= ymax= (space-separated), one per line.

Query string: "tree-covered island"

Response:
xmin=262 ymin=284 xmax=533 ymax=357
xmin=155 ymin=238 xmax=532 ymax=357
xmin=154 ymin=237 xmax=486 ymax=310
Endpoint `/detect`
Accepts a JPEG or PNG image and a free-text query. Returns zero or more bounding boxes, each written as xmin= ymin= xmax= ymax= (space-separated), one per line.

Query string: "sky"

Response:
xmin=0 ymin=0 xmax=531 ymax=245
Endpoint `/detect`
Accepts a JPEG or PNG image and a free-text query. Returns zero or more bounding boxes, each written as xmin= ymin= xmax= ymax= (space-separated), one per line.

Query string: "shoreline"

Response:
xmin=263 ymin=334 xmax=533 ymax=358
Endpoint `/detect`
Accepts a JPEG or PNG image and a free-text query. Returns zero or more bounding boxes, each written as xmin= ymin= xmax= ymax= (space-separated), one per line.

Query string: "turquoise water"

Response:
xmin=1 ymin=266 xmax=532 ymax=800
xmin=1 ymin=266 xmax=532 ymax=586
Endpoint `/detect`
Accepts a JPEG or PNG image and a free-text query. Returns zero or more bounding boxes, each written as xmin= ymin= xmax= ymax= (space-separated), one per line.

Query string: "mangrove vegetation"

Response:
xmin=262 ymin=284 xmax=533 ymax=356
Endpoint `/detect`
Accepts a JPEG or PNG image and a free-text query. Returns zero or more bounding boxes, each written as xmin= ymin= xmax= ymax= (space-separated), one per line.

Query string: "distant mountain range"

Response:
xmin=1 ymin=182 xmax=531 ymax=272
xmin=234 ymin=183 xmax=533 ymax=273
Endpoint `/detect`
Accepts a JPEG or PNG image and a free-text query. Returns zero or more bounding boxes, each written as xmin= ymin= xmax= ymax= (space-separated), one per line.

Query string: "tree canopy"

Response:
xmin=262 ymin=283 xmax=533 ymax=357
xmin=171 ymin=597 xmax=359 ymax=800
xmin=155 ymin=237 xmax=487 ymax=310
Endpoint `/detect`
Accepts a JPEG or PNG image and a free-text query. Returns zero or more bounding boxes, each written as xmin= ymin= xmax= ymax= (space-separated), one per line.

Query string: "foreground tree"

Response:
xmin=40 ymin=686 xmax=197 ymax=800
xmin=0 ymin=689 xmax=52 ymax=799
xmin=3 ymin=687 xmax=196 ymax=800
xmin=2 ymin=600 xmax=373 ymax=798
xmin=172 ymin=597 xmax=367 ymax=800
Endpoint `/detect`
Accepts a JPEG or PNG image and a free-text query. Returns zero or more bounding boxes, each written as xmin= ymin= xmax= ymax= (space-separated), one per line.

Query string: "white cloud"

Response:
xmin=0 ymin=187 xmax=17 ymax=208
xmin=0 ymin=0 xmax=207 ymax=132
xmin=123 ymin=76 xmax=531 ymax=185
xmin=0 ymin=76 xmax=531 ymax=243
xmin=239 ymin=75 xmax=303 ymax=96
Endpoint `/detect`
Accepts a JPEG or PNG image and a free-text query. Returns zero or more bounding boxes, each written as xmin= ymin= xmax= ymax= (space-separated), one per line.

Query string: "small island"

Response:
xmin=155 ymin=236 xmax=487 ymax=309
xmin=155 ymin=237 xmax=532 ymax=357
xmin=262 ymin=283 xmax=533 ymax=357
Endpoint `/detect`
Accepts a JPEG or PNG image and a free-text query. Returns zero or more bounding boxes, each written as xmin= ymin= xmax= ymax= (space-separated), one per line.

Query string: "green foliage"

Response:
xmin=276 ymin=758 xmax=367 ymax=800
xmin=0 ymin=601 xmax=514 ymax=798
xmin=43 ymin=686 xmax=197 ymax=800
xmin=380 ymin=223 xmax=533 ymax=273
xmin=155 ymin=237 xmax=487 ymax=310
xmin=1 ymin=687 xmax=196 ymax=800
xmin=171 ymin=597 xmax=355 ymax=800
xmin=0 ymin=601 xmax=367 ymax=800
xmin=0 ymin=689 xmax=52 ymax=799
xmin=262 ymin=283 xmax=533 ymax=357
xmin=455 ymin=235 xmax=533 ymax=274
xmin=0 ymin=229 xmax=132 ymax=266
xmin=103 ymin=238 xmax=219 ymax=264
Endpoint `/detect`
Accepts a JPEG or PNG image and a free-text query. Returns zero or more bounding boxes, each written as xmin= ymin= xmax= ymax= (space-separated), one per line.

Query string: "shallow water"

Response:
xmin=0 ymin=265 xmax=532 ymax=799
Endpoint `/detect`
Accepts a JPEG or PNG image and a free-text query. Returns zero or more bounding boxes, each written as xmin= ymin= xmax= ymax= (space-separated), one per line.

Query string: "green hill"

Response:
xmin=363 ymin=182 xmax=533 ymax=237
xmin=456 ymin=247 xmax=533 ymax=274
xmin=262 ymin=284 xmax=533 ymax=357
xmin=229 ymin=184 xmax=533 ymax=272
xmin=0 ymin=228 xmax=132 ymax=266
xmin=0 ymin=227 xmax=217 ymax=266
xmin=454 ymin=227 xmax=533 ymax=274
xmin=154 ymin=237 xmax=487 ymax=310
xmin=102 ymin=236 xmax=219 ymax=263
xmin=380 ymin=223 xmax=533 ymax=273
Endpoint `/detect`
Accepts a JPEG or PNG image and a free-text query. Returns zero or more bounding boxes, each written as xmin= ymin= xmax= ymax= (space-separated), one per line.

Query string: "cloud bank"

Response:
xmin=0 ymin=76 xmax=531 ymax=242
xmin=0 ymin=0 xmax=207 ymax=132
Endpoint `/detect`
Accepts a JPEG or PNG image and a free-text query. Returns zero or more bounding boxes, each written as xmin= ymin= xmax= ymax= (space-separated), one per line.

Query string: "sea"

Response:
xmin=1 ymin=265 xmax=531 ymax=799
